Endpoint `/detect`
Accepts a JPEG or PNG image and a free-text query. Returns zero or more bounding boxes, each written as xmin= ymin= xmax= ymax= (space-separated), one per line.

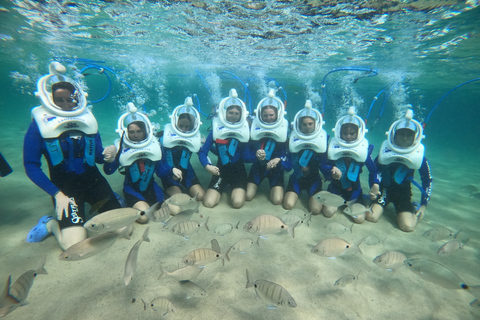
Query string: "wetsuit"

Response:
xmin=374 ymin=157 xmax=432 ymax=213
xmin=286 ymin=148 xmax=329 ymax=197
xmin=198 ymin=131 xmax=253 ymax=192
xmin=160 ymin=144 xmax=202 ymax=192
xmin=24 ymin=121 xmax=120 ymax=229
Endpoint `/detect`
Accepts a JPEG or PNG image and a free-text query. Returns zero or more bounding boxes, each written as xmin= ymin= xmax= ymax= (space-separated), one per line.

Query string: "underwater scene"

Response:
xmin=1 ymin=1 xmax=480 ymax=319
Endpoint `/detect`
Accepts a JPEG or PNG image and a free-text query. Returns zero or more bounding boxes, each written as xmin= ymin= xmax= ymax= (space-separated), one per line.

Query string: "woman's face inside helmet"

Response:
xmin=340 ymin=123 xmax=358 ymax=142
xmin=177 ymin=114 xmax=193 ymax=133
xmin=299 ymin=116 xmax=315 ymax=134
xmin=226 ymin=105 xmax=241 ymax=123
xmin=261 ymin=106 xmax=277 ymax=123
xmin=52 ymin=82 xmax=78 ymax=111
xmin=127 ymin=122 xmax=146 ymax=142
xmin=394 ymin=128 xmax=415 ymax=148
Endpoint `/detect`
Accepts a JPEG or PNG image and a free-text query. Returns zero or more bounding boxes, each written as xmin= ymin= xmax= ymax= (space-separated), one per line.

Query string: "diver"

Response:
xmin=160 ymin=97 xmax=205 ymax=201
xmin=104 ymin=102 xmax=181 ymax=223
xmin=324 ymin=107 xmax=380 ymax=222
xmin=198 ymin=89 xmax=254 ymax=209
xmin=246 ymin=89 xmax=291 ymax=205
xmin=283 ymin=100 xmax=330 ymax=215
xmin=24 ymin=61 xmax=121 ymax=250
xmin=368 ymin=109 xmax=432 ymax=232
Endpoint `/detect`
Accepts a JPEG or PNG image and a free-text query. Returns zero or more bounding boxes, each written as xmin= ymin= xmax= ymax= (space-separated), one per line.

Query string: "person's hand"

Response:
xmin=416 ymin=205 xmax=426 ymax=221
xmin=172 ymin=168 xmax=183 ymax=181
xmin=256 ymin=149 xmax=266 ymax=161
xmin=369 ymin=184 xmax=380 ymax=200
xmin=102 ymin=145 xmax=117 ymax=163
xmin=267 ymin=158 xmax=281 ymax=169
xmin=206 ymin=164 xmax=220 ymax=176
xmin=54 ymin=191 xmax=76 ymax=220
xmin=331 ymin=166 xmax=342 ymax=180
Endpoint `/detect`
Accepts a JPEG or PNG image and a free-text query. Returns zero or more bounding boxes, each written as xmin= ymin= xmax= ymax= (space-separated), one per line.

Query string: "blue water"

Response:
xmin=1 ymin=1 xmax=480 ymax=319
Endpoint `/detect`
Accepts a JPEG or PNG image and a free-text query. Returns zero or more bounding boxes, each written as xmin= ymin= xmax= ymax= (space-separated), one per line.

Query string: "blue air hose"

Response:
xmin=221 ymin=71 xmax=252 ymax=113
xmin=265 ymin=76 xmax=287 ymax=107
xmin=321 ymin=66 xmax=379 ymax=114
xmin=425 ymin=77 xmax=480 ymax=126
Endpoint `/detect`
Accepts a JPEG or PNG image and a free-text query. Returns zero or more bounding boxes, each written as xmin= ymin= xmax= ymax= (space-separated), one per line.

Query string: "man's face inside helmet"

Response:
xmin=394 ymin=128 xmax=415 ymax=148
xmin=127 ymin=122 xmax=146 ymax=142
xmin=299 ymin=116 xmax=315 ymax=134
xmin=340 ymin=123 xmax=358 ymax=142
xmin=53 ymin=87 xmax=78 ymax=111
xmin=226 ymin=105 xmax=241 ymax=123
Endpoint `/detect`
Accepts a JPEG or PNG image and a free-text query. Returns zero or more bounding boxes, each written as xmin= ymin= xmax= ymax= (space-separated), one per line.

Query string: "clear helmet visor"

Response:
xmin=124 ymin=114 xmax=150 ymax=145
xmin=223 ymin=98 xmax=243 ymax=125
xmin=173 ymin=106 xmax=200 ymax=134
xmin=389 ymin=120 xmax=422 ymax=150
xmin=259 ymin=98 xmax=281 ymax=125
xmin=46 ymin=77 xmax=86 ymax=114
xmin=334 ymin=115 xmax=365 ymax=145
xmin=294 ymin=108 xmax=322 ymax=136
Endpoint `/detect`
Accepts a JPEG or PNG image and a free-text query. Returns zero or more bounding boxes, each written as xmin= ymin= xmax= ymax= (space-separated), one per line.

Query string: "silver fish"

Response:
xmin=334 ymin=274 xmax=359 ymax=287
xmin=84 ymin=207 xmax=143 ymax=232
xmin=213 ymin=221 xmax=239 ymax=236
xmin=229 ymin=238 xmax=257 ymax=254
xmin=343 ymin=203 xmax=372 ymax=217
xmin=311 ymin=237 xmax=361 ymax=258
xmin=152 ymin=202 xmax=171 ymax=223
xmin=164 ymin=208 xmax=196 ymax=229
xmin=124 ymin=227 xmax=150 ymax=286
xmin=243 ymin=214 xmax=298 ymax=238
xmin=361 ymin=235 xmax=383 ymax=246
xmin=324 ymin=222 xmax=353 ymax=234
xmin=0 ymin=258 xmax=48 ymax=317
xmin=404 ymin=258 xmax=480 ymax=297
xmin=178 ymin=280 xmax=207 ymax=299
xmin=160 ymin=264 xmax=204 ymax=281
xmin=166 ymin=193 xmax=200 ymax=212
xmin=437 ymin=239 xmax=467 ymax=257
xmin=171 ymin=218 xmax=209 ymax=238
xmin=283 ymin=209 xmax=311 ymax=227
xmin=149 ymin=297 xmax=176 ymax=315
xmin=313 ymin=191 xmax=347 ymax=207
xmin=422 ymin=227 xmax=459 ymax=242
xmin=245 ymin=269 xmax=297 ymax=309
xmin=373 ymin=251 xmax=407 ymax=271
xmin=183 ymin=239 xmax=230 ymax=266
xmin=59 ymin=229 xmax=128 ymax=261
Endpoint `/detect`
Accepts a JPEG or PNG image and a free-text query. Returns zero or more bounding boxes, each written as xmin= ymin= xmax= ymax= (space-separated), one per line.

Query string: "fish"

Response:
xmin=165 ymin=193 xmax=200 ymax=212
xmin=470 ymin=299 xmax=480 ymax=309
xmin=151 ymin=202 xmax=171 ymax=223
xmin=84 ymin=207 xmax=145 ymax=233
xmin=311 ymin=237 xmax=361 ymax=258
xmin=334 ymin=274 xmax=359 ymax=287
xmin=422 ymin=227 xmax=460 ymax=242
xmin=373 ymin=251 xmax=407 ymax=271
xmin=437 ymin=239 xmax=468 ymax=257
xmin=404 ymin=258 xmax=480 ymax=297
xmin=324 ymin=222 xmax=353 ymax=234
xmin=59 ymin=228 xmax=129 ymax=261
xmin=0 ymin=257 xmax=48 ymax=317
xmin=361 ymin=235 xmax=383 ymax=246
xmin=149 ymin=297 xmax=176 ymax=316
xmin=213 ymin=221 xmax=239 ymax=236
xmin=178 ymin=280 xmax=207 ymax=299
xmin=159 ymin=264 xmax=204 ymax=281
xmin=183 ymin=239 xmax=230 ymax=266
xmin=343 ymin=203 xmax=372 ymax=218
xmin=171 ymin=218 xmax=209 ymax=239
xmin=243 ymin=214 xmax=298 ymax=238
xmin=283 ymin=209 xmax=311 ymax=226
xmin=164 ymin=208 xmax=196 ymax=229
xmin=245 ymin=269 xmax=297 ymax=309
xmin=124 ymin=227 xmax=150 ymax=286
xmin=460 ymin=184 xmax=478 ymax=196
xmin=313 ymin=191 xmax=347 ymax=207
xmin=229 ymin=238 xmax=257 ymax=254
xmin=89 ymin=196 xmax=112 ymax=215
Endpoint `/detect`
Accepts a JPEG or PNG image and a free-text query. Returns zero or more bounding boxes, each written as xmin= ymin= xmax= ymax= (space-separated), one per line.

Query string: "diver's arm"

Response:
xmin=198 ymin=131 xmax=214 ymax=167
xmin=23 ymin=121 xmax=60 ymax=197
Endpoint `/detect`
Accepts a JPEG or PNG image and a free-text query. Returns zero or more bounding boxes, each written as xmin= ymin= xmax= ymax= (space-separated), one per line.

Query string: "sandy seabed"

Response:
xmin=1 ymin=139 xmax=480 ymax=320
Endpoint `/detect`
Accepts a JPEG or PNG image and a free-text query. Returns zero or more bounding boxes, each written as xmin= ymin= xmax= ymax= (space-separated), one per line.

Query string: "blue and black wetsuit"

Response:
xmin=286 ymin=148 xmax=329 ymax=197
xmin=23 ymin=121 xmax=120 ymax=229
xmin=374 ymin=157 xmax=432 ymax=213
xmin=198 ymin=131 xmax=253 ymax=192
xmin=160 ymin=144 xmax=202 ymax=192
xmin=325 ymin=145 xmax=380 ymax=203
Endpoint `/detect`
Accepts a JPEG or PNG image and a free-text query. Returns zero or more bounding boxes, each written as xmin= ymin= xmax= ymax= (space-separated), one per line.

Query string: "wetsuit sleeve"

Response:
xmin=366 ymin=145 xmax=380 ymax=186
xmin=277 ymin=142 xmax=292 ymax=171
xmin=23 ymin=121 xmax=60 ymax=197
xmin=156 ymin=160 xmax=173 ymax=179
xmin=95 ymin=133 xmax=106 ymax=164
xmin=242 ymin=140 xmax=256 ymax=163
xmin=198 ymin=131 xmax=214 ymax=167
xmin=322 ymin=158 xmax=335 ymax=181
xmin=419 ymin=157 xmax=433 ymax=206
xmin=103 ymin=158 xmax=118 ymax=175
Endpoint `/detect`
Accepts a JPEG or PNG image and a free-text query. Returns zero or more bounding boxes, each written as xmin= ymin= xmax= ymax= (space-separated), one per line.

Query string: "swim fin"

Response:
xmin=0 ymin=153 xmax=12 ymax=177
